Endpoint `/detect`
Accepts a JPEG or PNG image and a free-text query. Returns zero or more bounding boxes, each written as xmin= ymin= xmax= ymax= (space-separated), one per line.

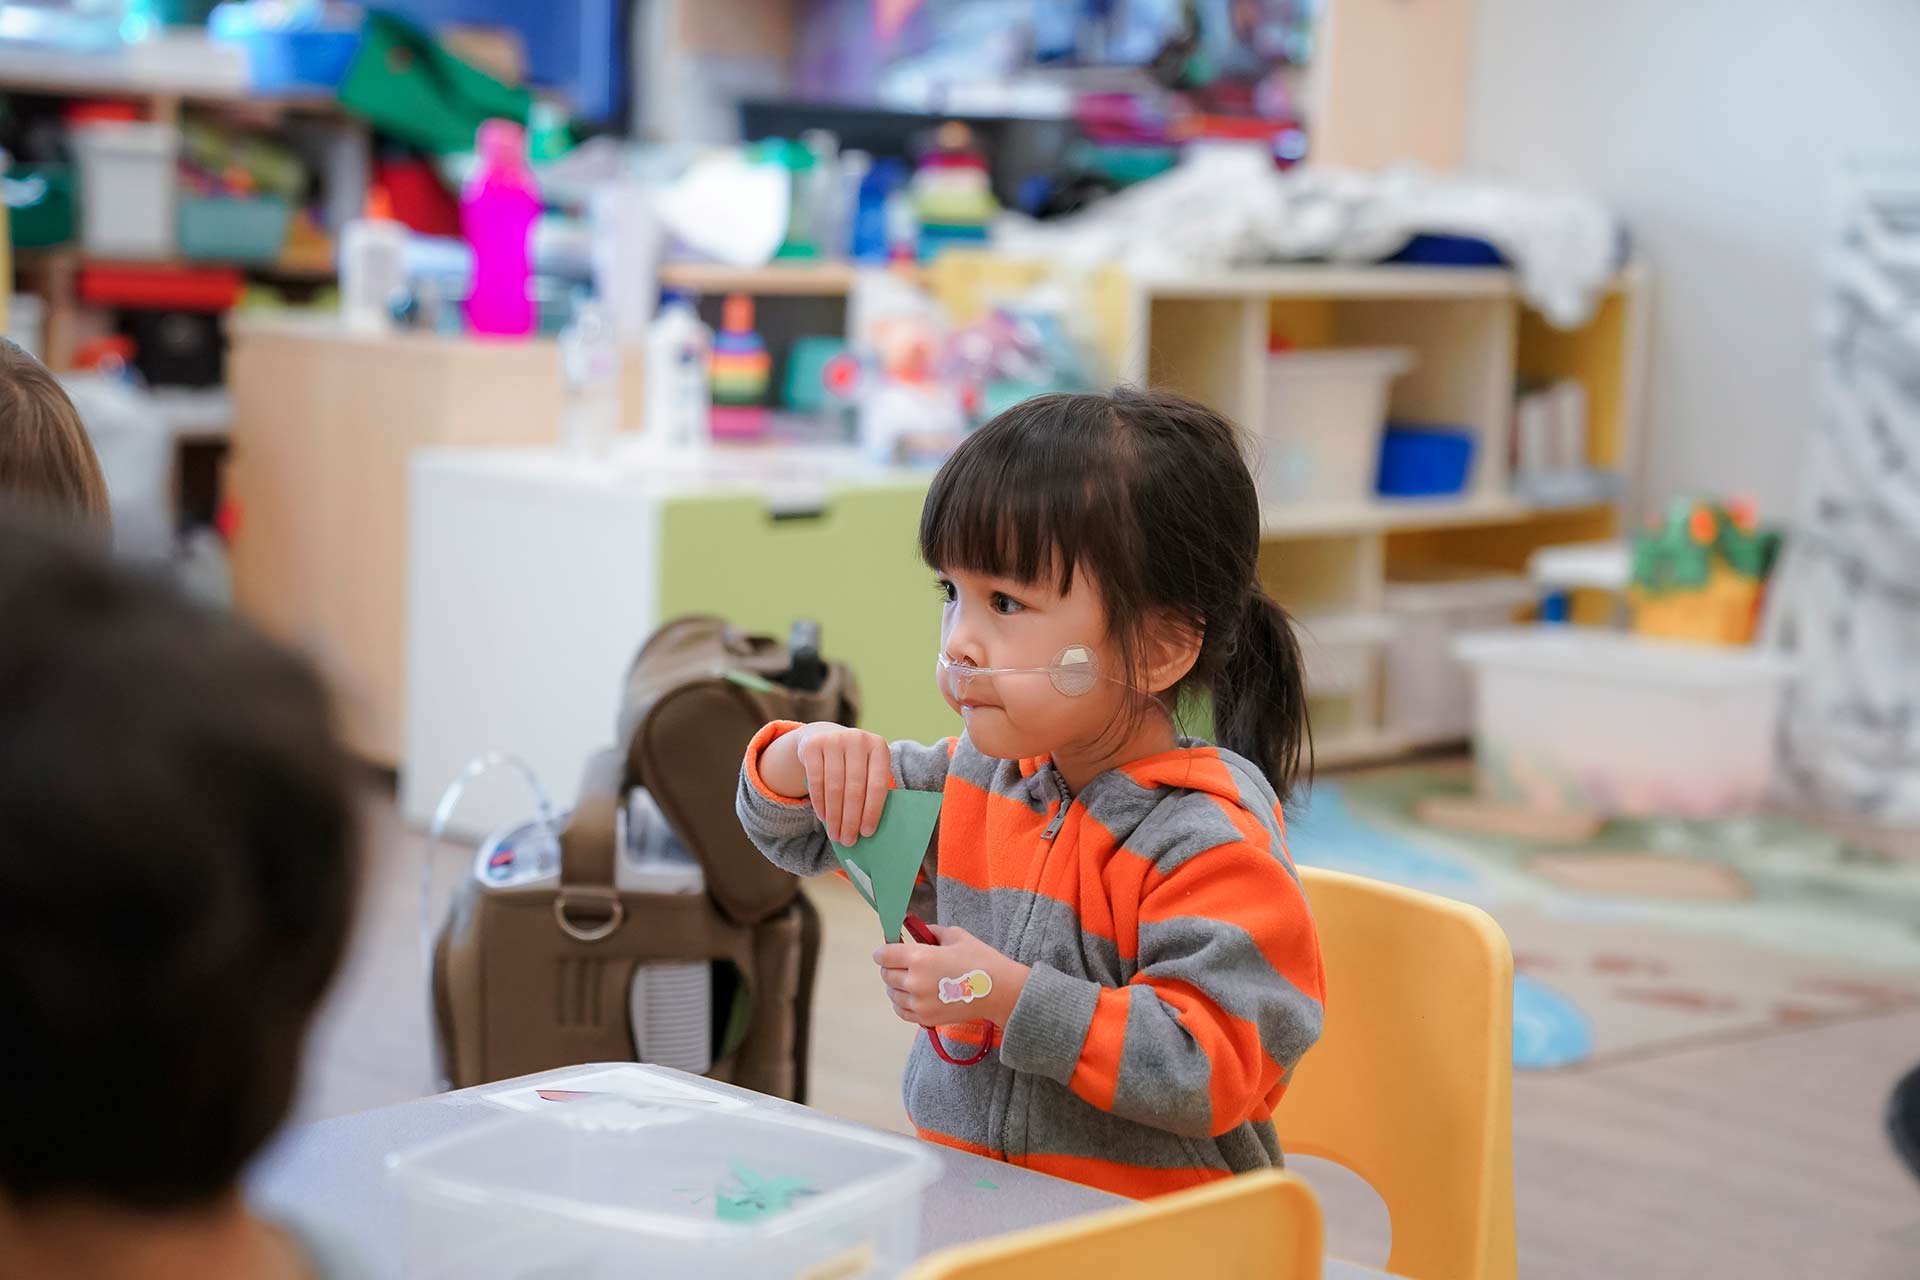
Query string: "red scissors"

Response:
xmin=902 ymin=913 xmax=996 ymax=1067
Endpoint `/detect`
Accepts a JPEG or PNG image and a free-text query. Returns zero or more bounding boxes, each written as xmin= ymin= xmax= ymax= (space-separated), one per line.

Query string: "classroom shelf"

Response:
xmin=17 ymin=248 xmax=335 ymax=282
xmin=0 ymin=54 xmax=344 ymax=120
xmin=658 ymin=260 xmax=925 ymax=297
xmin=1135 ymin=264 xmax=1518 ymax=301
xmin=1260 ymin=496 xmax=1615 ymax=538
xmin=1107 ymin=254 xmax=1652 ymax=769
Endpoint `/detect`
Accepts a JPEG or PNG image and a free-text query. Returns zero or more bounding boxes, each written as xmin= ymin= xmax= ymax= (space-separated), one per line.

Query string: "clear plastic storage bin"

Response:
xmin=388 ymin=1098 xmax=940 ymax=1280
xmin=1383 ymin=575 xmax=1537 ymax=742
xmin=1256 ymin=347 xmax=1414 ymax=507
xmin=1455 ymin=627 xmax=1793 ymax=817
xmin=1294 ymin=611 xmax=1394 ymax=698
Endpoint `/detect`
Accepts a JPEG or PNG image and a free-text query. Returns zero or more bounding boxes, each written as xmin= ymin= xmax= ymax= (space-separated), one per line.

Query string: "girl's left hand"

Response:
xmin=874 ymin=925 xmax=1028 ymax=1029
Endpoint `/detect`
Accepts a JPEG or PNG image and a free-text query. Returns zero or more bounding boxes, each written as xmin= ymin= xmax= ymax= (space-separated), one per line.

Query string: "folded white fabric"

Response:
xmin=994 ymin=147 xmax=1624 ymax=328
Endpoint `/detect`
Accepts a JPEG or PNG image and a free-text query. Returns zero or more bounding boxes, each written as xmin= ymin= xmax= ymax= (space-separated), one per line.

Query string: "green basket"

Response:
xmin=4 ymin=164 xmax=76 ymax=248
xmin=177 ymin=196 xmax=292 ymax=264
xmin=338 ymin=11 xmax=530 ymax=155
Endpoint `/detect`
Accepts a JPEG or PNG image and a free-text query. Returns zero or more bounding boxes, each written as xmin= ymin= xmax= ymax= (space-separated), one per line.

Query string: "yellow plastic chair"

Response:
xmin=905 ymin=1169 xmax=1323 ymax=1279
xmin=1274 ymin=866 xmax=1517 ymax=1280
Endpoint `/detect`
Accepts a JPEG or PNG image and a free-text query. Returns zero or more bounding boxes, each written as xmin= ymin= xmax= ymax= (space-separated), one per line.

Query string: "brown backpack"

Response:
xmin=431 ymin=616 xmax=859 ymax=1100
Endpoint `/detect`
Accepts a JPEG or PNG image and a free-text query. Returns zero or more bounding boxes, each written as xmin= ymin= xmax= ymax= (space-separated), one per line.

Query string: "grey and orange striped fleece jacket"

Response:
xmin=736 ymin=722 xmax=1325 ymax=1199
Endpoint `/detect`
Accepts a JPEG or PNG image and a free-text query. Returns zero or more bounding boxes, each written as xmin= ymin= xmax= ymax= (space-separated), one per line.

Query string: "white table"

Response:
xmin=248 ymin=1065 xmax=1389 ymax=1278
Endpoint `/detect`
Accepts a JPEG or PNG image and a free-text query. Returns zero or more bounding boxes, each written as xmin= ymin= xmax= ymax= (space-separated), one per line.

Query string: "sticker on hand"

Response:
xmin=937 ymin=969 xmax=993 ymax=1005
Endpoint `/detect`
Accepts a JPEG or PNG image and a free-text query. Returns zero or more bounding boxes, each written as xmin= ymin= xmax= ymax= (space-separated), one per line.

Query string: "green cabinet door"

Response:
xmin=658 ymin=483 xmax=959 ymax=747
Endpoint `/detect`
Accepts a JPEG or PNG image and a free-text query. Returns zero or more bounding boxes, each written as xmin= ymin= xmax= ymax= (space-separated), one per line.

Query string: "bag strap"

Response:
xmin=556 ymin=748 xmax=624 ymax=943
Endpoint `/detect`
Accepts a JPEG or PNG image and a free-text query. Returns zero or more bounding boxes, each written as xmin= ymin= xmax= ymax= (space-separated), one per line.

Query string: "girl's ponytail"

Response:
xmin=1212 ymin=586 xmax=1312 ymax=801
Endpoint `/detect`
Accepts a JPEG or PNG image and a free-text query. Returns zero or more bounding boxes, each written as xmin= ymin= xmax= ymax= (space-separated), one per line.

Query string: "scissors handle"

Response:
xmin=903 ymin=913 xmax=996 ymax=1067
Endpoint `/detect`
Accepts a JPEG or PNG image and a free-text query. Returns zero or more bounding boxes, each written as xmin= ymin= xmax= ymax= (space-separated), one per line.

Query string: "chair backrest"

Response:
xmin=1273 ymin=866 xmax=1516 ymax=1280
xmin=905 ymin=1169 xmax=1323 ymax=1280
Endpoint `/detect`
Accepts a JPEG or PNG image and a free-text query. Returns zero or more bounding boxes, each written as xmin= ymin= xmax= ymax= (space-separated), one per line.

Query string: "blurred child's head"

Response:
xmin=920 ymin=388 xmax=1310 ymax=797
xmin=0 ymin=511 xmax=358 ymax=1214
xmin=0 ymin=339 xmax=109 ymax=534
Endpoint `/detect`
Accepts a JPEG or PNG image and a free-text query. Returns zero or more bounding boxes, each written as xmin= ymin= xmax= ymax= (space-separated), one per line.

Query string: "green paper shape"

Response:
xmin=829 ymin=789 xmax=942 ymax=944
xmin=714 ymin=1160 xmax=813 ymax=1223
xmin=974 ymin=1178 xmax=999 ymax=1190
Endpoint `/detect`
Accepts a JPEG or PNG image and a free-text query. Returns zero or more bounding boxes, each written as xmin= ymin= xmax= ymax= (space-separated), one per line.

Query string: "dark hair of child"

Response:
xmin=0 ymin=337 xmax=109 ymax=532
xmin=920 ymin=387 xmax=1312 ymax=798
xmin=0 ymin=510 xmax=358 ymax=1210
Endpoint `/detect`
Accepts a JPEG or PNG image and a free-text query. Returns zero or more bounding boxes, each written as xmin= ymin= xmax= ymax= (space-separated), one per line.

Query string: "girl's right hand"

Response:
xmin=794 ymin=723 xmax=893 ymax=847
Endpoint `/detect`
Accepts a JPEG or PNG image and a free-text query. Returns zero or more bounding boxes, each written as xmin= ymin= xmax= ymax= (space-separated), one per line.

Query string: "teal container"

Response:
xmin=177 ymin=196 xmax=292 ymax=264
xmin=4 ymin=164 xmax=76 ymax=248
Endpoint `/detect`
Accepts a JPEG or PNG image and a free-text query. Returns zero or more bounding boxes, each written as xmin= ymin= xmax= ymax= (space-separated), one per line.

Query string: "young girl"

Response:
xmin=736 ymin=388 xmax=1324 ymax=1198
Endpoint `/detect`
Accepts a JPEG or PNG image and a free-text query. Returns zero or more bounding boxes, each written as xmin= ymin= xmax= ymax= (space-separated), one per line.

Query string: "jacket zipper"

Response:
xmin=1040 ymin=770 xmax=1073 ymax=840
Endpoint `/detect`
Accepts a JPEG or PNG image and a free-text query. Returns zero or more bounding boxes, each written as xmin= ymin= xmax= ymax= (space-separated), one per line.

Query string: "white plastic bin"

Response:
xmin=389 ymin=1098 xmax=940 ymax=1279
xmin=71 ymin=121 xmax=180 ymax=259
xmin=1257 ymin=347 xmax=1413 ymax=506
xmin=1294 ymin=611 xmax=1393 ymax=697
xmin=1454 ymin=627 xmax=1793 ymax=817
xmin=7 ymin=292 xmax=45 ymax=361
xmin=1383 ymin=575 xmax=1537 ymax=742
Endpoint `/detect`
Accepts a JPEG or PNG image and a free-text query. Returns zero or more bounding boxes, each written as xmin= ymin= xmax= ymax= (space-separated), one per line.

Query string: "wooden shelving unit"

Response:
xmin=1110 ymin=260 xmax=1651 ymax=764
xmin=657 ymin=259 xmax=926 ymax=297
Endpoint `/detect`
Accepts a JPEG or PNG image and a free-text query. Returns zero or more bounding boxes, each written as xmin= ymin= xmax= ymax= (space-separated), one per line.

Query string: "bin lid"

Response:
xmin=1453 ymin=626 xmax=1795 ymax=689
xmin=1384 ymin=574 xmax=1536 ymax=613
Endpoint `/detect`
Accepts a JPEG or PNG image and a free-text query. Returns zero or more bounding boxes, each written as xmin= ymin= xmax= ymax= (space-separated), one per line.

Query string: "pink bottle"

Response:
xmin=462 ymin=119 xmax=540 ymax=337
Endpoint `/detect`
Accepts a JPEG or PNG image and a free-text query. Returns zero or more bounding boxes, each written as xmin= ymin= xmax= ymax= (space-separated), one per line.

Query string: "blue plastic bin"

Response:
xmin=1386 ymin=234 xmax=1506 ymax=268
xmin=1376 ymin=423 xmax=1477 ymax=497
xmin=242 ymin=28 xmax=361 ymax=91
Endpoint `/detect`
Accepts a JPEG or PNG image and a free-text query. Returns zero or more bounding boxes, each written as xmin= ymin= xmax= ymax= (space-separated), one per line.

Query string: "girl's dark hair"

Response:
xmin=920 ymin=387 xmax=1311 ymax=799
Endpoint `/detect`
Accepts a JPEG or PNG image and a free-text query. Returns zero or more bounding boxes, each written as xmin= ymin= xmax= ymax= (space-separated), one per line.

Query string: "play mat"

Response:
xmin=1287 ymin=764 xmax=1920 ymax=1069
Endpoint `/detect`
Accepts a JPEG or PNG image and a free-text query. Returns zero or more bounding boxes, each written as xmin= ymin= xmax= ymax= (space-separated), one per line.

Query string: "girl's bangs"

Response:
xmin=918 ymin=396 xmax=1112 ymax=591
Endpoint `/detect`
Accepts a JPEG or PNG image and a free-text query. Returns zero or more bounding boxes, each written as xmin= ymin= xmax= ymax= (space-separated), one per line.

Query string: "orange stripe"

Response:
xmin=743 ymin=720 xmax=808 ymax=806
xmin=914 ymin=1127 xmax=1002 ymax=1161
xmin=914 ymin=1127 xmax=1232 ymax=1202
xmin=1066 ymin=986 xmax=1130 ymax=1110
xmin=933 ymin=778 xmax=1055 ymax=895
xmin=1022 ymin=1152 xmax=1233 ymax=1200
xmin=1137 ymin=843 xmax=1324 ymax=998
xmin=1140 ymin=973 xmax=1284 ymax=1134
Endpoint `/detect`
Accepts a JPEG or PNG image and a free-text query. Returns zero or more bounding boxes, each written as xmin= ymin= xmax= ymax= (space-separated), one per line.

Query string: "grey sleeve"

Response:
xmin=734 ymin=730 xmax=959 ymax=879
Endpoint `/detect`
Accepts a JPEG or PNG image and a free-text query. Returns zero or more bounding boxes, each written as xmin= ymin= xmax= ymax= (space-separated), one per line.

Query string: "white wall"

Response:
xmin=1463 ymin=0 xmax=1920 ymax=517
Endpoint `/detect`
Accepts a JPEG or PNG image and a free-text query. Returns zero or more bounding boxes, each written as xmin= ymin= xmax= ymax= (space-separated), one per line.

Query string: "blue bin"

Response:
xmin=244 ymin=29 xmax=361 ymax=91
xmin=1386 ymin=234 xmax=1506 ymax=267
xmin=1376 ymin=423 xmax=1476 ymax=497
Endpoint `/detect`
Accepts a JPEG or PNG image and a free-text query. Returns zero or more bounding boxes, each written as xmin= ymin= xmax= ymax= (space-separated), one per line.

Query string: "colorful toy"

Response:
xmin=911 ymin=121 xmax=996 ymax=262
xmin=826 ymin=269 xmax=1095 ymax=464
xmin=828 ymin=269 xmax=969 ymax=464
xmin=708 ymin=293 xmax=771 ymax=439
xmin=1629 ymin=496 xmax=1783 ymax=645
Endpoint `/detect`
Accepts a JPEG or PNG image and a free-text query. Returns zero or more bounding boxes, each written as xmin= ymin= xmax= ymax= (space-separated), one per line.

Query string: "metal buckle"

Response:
xmin=553 ymin=889 xmax=624 ymax=943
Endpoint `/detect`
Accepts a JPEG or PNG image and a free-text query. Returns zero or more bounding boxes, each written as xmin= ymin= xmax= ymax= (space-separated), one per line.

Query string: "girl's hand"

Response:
xmin=874 ymin=925 xmax=1029 ymax=1029
xmin=793 ymin=723 xmax=893 ymax=847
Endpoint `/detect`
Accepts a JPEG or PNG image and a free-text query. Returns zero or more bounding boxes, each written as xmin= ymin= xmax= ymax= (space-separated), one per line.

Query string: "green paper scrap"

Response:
xmin=714 ymin=1159 xmax=814 ymax=1223
xmin=828 ymin=789 xmax=943 ymax=944
xmin=724 ymin=669 xmax=779 ymax=694
xmin=974 ymin=1178 xmax=998 ymax=1190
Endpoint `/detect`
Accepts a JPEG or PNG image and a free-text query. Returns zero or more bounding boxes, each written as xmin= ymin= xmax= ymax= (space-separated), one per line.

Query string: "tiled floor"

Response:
xmin=292 ymin=789 xmax=1920 ymax=1279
